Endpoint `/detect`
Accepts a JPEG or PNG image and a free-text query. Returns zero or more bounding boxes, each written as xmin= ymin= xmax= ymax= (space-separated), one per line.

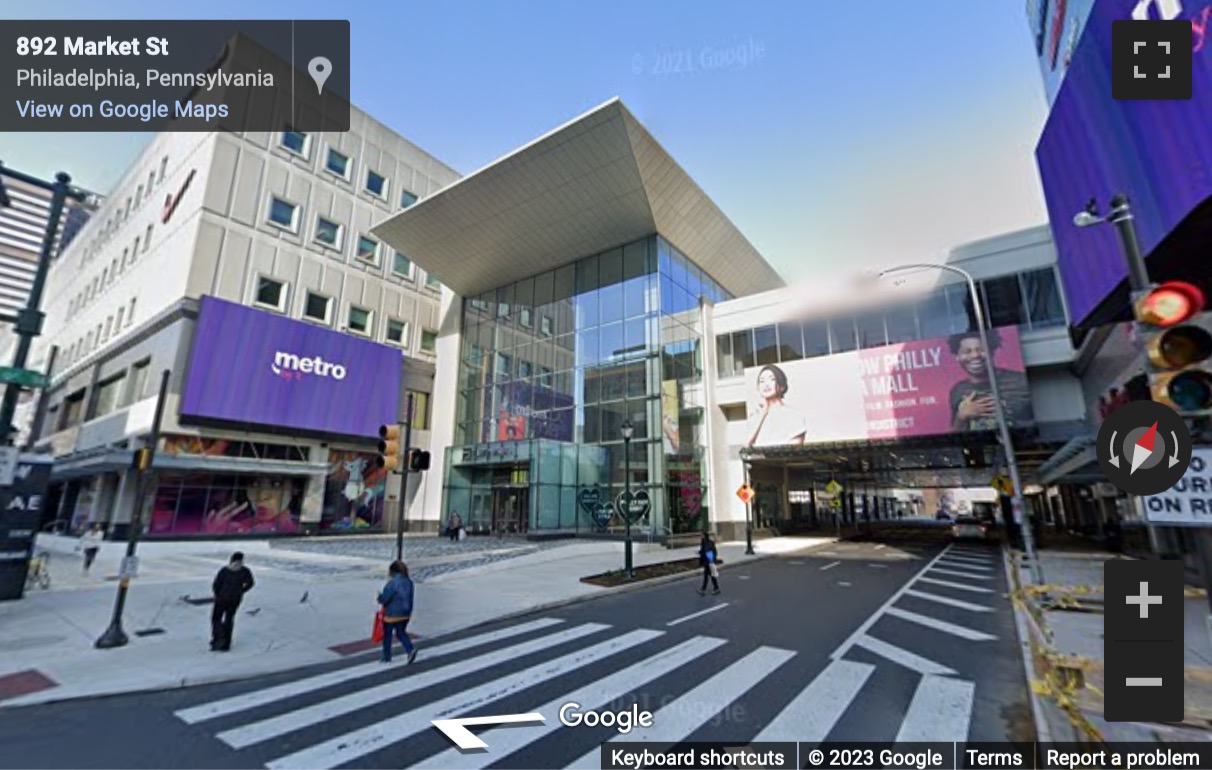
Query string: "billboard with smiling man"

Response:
xmin=744 ymin=325 xmax=1033 ymax=447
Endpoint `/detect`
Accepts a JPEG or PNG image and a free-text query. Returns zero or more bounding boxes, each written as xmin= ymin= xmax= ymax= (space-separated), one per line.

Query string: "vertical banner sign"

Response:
xmin=0 ymin=456 xmax=54 ymax=601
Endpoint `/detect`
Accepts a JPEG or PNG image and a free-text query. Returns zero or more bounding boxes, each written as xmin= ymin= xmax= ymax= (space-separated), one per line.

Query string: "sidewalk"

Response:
xmin=1012 ymin=549 xmax=1212 ymax=742
xmin=0 ymin=532 xmax=832 ymax=707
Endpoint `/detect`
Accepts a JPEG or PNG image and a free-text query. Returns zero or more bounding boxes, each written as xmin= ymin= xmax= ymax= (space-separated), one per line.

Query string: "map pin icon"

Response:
xmin=308 ymin=56 xmax=332 ymax=95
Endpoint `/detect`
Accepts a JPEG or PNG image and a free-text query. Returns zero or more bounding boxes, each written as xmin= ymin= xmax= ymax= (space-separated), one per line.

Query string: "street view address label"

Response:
xmin=0 ymin=20 xmax=350 ymax=132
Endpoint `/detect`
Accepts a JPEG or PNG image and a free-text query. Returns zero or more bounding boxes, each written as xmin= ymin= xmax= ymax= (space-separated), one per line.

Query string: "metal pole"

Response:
xmin=96 ymin=369 xmax=170 ymax=649
xmin=1108 ymin=195 xmax=1150 ymax=293
xmin=624 ymin=436 xmax=633 ymax=580
xmin=396 ymin=393 xmax=413 ymax=563
xmin=743 ymin=455 xmax=755 ymax=555
xmin=0 ymin=172 xmax=74 ymax=446
xmin=22 ymin=344 xmax=57 ymax=451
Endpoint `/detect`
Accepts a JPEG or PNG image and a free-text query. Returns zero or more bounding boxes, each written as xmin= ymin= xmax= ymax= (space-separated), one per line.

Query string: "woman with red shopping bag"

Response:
xmin=371 ymin=606 xmax=385 ymax=643
xmin=376 ymin=560 xmax=417 ymax=664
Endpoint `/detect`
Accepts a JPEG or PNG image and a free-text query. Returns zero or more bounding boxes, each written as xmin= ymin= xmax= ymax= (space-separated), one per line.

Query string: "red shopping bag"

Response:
xmin=371 ymin=607 xmax=385 ymax=643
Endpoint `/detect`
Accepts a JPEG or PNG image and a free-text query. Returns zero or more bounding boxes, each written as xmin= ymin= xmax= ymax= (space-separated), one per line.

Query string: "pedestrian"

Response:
xmin=697 ymin=532 xmax=721 ymax=596
xmin=448 ymin=511 xmax=463 ymax=542
xmin=377 ymin=560 xmax=418 ymax=664
xmin=210 ymin=551 xmax=255 ymax=652
xmin=77 ymin=523 xmax=104 ymax=574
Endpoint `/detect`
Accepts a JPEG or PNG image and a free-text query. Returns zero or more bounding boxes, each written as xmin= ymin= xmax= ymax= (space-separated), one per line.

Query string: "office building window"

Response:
xmin=777 ymin=322 xmax=805 ymax=363
xmin=144 ymin=224 xmax=152 ymax=252
xmin=92 ymin=374 xmax=126 ymax=419
xmin=109 ymin=259 xmax=118 ymax=284
xmin=121 ymin=247 xmax=129 ymax=268
xmin=392 ymin=252 xmax=414 ymax=278
xmin=314 ymin=217 xmax=343 ymax=248
xmin=116 ymin=307 xmax=124 ymax=329
xmin=400 ymin=189 xmax=418 ymax=208
xmin=347 ymin=305 xmax=372 ymax=335
xmin=135 ymin=184 xmax=144 ymax=203
xmin=753 ymin=325 xmax=778 ymax=366
xmin=386 ymin=318 xmax=409 ymax=346
xmin=981 ymin=275 xmax=1025 ymax=328
xmin=1021 ymin=268 xmax=1066 ymax=328
xmin=147 ymin=172 xmax=155 ymax=197
xmin=421 ymin=328 xmax=438 ymax=353
xmin=127 ymin=297 xmax=136 ymax=326
xmin=407 ymin=390 xmax=430 ymax=430
xmin=855 ymin=311 xmax=887 ymax=349
xmin=540 ymin=315 xmax=553 ymax=336
xmin=132 ymin=236 xmax=140 ymax=256
xmin=103 ymin=316 xmax=113 ymax=341
xmin=280 ymin=130 xmax=308 ymax=155
xmin=127 ymin=359 xmax=150 ymax=405
xmin=829 ymin=317 xmax=857 ymax=354
xmin=425 ymin=273 xmax=441 ymax=291
xmin=519 ymin=307 xmax=532 ymax=328
xmin=62 ymin=390 xmax=86 ymax=429
xmin=356 ymin=235 xmax=380 ymax=265
xmin=268 ymin=197 xmax=299 ymax=230
xmin=365 ymin=170 xmax=387 ymax=198
xmin=325 ymin=148 xmax=350 ymax=178
xmin=304 ymin=292 xmax=332 ymax=323
xmin=101 ymin=268 xmax=109 ymax=288
xmin=158 ymin=156 xmax=168 ymax=183
xmin=255 ymin=276 xmax=287 ymax=311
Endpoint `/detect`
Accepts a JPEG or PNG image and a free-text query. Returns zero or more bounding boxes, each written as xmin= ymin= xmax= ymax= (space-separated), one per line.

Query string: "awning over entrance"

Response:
xmin=742 ymin=431 xmax=1067 ymax=489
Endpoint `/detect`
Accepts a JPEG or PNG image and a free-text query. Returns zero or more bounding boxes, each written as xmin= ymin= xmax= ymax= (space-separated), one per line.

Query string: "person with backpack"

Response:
xmin=378 ymin=560 xmax=418 ymax=664
xmin=697 ymin=532 xmax=721 ymax=596
xmin=211 ymin=552 xmax=255 ymax=651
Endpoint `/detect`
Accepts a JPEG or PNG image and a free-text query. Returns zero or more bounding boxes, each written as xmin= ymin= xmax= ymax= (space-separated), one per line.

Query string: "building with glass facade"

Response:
xmin=376 ymin=100 xmax=1089 ymax=542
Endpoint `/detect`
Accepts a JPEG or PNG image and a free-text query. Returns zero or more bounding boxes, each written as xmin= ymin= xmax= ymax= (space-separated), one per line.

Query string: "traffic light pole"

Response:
xmin=0 ymin=167 xmax=88 ymax=446
xmin=395 ymin=393 xmax=413 ymax=563
xmin=96 ymin=369 xmax=170 ymax=649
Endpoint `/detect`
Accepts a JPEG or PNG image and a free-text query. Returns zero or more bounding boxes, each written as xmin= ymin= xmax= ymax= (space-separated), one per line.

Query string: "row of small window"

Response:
xmin=263 ymin=196 xmax=440 ymax=290
xmin=59 ymin=298 xmax=139 ymax=373
xmin=68 ymin=224 xmax=154 ymax=318
xmin=84 ymin=155 xmax=170 ymax=262
xmin=279 ymin=131 xmax=421 ymax=209
xmin=715 ymin=267 xmax=1068 ymax=377
xmin=54 ymin=359 xmax=152 ymax=432
xmin=253 ymin=277 xmax=437 ymax=353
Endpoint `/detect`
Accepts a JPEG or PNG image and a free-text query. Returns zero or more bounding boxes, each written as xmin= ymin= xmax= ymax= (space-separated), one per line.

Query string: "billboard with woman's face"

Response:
xmin=745 ymin=325 xmax=1033 ymax=447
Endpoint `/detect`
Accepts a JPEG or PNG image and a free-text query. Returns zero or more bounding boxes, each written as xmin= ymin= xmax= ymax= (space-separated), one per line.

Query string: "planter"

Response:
xmin=581 ymin=558 xmax=702 ymax=587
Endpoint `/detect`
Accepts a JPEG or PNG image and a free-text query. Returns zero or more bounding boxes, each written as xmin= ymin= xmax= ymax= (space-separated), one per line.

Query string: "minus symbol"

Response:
xmin=1125 ymin=677 xmax=1163 ymax=686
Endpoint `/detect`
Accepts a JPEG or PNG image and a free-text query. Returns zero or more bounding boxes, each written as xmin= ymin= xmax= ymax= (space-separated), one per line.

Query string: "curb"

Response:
xmin=0 ymin=546 xmax=803 ymax=709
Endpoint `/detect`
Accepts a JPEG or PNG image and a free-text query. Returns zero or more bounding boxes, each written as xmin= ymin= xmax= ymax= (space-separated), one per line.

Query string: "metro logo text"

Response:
xmin=270 ymin=351 xmax=348 ymax=380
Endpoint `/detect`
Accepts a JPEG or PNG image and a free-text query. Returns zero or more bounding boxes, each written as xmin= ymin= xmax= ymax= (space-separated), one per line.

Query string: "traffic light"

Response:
xmin=376 ymin=424 xmax=403 ymax=470
xmin=408 ymin=450 xmax=431 ymax=472
xmin=1133 ymin=281 xmax=1212 ymax=412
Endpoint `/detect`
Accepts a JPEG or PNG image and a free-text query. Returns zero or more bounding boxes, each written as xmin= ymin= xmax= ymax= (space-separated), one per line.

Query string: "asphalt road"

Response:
xmin=0 ymin=539 xmax=1032 ymax=769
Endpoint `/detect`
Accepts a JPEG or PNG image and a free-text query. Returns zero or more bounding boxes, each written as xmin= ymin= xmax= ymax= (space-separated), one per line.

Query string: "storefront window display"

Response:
xmin=149 ymin=473 xmax=304 ymax=536
xmin=321 ymin=449 xmax=388 ymax=531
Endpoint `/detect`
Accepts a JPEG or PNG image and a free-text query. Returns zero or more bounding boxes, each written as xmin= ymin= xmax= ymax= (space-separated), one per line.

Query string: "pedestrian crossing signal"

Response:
xmin=408 ymin=449 xmax=431 ymax=472
xmin=376 ymin=424 xmax=402 ymax=470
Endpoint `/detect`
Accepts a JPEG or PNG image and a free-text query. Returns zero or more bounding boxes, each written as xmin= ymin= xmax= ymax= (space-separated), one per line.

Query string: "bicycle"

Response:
xmin=25 ymin=550 xmax=50 ymax=590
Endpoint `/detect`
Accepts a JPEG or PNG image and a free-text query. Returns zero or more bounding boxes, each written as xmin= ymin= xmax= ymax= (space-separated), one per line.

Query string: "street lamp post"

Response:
xmin=741 ymin=448 xmax=755 ymax=555
xmin=621 ymin=419 xmax=634 ymax=580
xmin=878 ymin=262 xmax=1044 ymax=585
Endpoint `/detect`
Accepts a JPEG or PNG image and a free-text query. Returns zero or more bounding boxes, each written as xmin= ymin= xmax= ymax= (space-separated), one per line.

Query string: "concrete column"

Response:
xmin=422 ymin=289 xmax=462 ymax=533
xmin=299 ymin=444 xmax=328 ymax=535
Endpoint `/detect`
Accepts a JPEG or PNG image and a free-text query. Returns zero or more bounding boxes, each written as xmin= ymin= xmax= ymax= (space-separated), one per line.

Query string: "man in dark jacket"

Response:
xmin=211 ymin=551 xmax=255 ymax=651
xmin=697 ymin=533 xmax=720 ymax=596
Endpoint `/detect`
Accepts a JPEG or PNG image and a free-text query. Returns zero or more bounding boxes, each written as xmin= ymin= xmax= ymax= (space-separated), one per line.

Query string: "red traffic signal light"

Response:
xmin=1134 ymin=281 xmax=1205 ymax=327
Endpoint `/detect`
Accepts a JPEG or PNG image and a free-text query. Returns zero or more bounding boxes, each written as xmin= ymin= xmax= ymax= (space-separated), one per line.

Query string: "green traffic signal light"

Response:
xmin=1166 ymin=370 xmax=1212 ymax=411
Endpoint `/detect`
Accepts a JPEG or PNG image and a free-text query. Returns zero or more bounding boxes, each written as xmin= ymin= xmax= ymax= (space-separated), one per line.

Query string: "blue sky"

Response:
xmin=4 ymin=0 xmax=1050 ymax=282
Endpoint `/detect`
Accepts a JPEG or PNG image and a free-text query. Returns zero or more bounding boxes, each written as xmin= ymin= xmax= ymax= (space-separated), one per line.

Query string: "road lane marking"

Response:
xmin=820 ymin=561 xmax=841 ymax=571
xmin=905 ymin=589 xmax=992 ymax=612
xmin=941 ymin=552 xmax=993 ymax=563
xmin=916 ymin=576 xmax=994 ymax=594
xmin=753 ymin=659 xmax=874 ymax=742
xmin=174 ymin=618 xmax=565 ymax=724
xmin=886 ymin=607 xmax=996 ymax=641
xmin=261 ymin=629 xmax=664 ymax=768
xmin=874 ymin=544 xmax=886 ymax=550
xmin=838 ymin=581 xmax=852 ymax=587
xmin=896 ymin=675 xmax=975 ymax=742
xmin=667 ymin=603 xmax=730 ymax=627
xmin=869 ymin=564 xmax=889 ymax=569
xmin=219 ymin=623 xmax=613 ymax=749
xmin=853 ymin=635 xmax=957 ymax=676
xmin=935 ymin=559 xmax=992 ymax=572
xmin=418 ymin=636 xmax=726 ymax=770
xmin=568 ymin=646 xmax=797 ymax=768
xmin=930 ymin=567 xmax=993 ymax=580
xmin=830 ymin=545 xmax=957 ymax=661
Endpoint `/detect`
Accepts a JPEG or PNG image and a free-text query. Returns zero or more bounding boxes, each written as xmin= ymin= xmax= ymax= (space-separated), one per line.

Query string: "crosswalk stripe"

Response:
xmin=942 ymin=555 xmax=993 ymax=566
xmin=904 ymin=589 xmax=992 ymax=612
xmin=916 ymin=576 xmax=994 ymax=594
xmin=936 ymin=559 xmax=992 ymax=572
xmin=852 ymin=635 xmax=956 ymax=676
xmin=930 ymin=567 xmax=993 ymax=580
xmin=885 ymin=607 xmax=996 ymax=641
xmin=219 ymin=622 xmax=610 ymax=749
xmin=752 ymin=659 xmax=874 ymax=743
xmin=895 ymin=675 xmax=975 ymax=742
xmin=174 ymin=618 xmax=565 ymax=724
xmin=262 ymin=628 xmax=664 ymax=769
xmin=421 ymin=636 xmax=729 ymax=770
xmin=566 ymin=647 xmax=795 ymax=769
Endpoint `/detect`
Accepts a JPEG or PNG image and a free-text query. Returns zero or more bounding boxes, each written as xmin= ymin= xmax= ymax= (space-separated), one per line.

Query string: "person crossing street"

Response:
xmin=697 ymin=532 xmax=721 ymax=596
xmin=210 ymin=552 xmax=255 ymax=651
xmin=378 ymin=560 xmax=418 ymax=664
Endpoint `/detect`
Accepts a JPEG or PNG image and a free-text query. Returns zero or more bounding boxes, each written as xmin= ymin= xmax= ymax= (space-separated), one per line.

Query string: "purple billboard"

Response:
xmin=180 ymin=296 xmax=402 ymax=436
xmin=1036 ymin=0 xmax=1212 ymax=328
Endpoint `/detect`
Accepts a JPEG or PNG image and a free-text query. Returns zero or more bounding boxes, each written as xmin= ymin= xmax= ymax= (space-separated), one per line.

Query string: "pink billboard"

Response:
xmin=744 ymin=326 xmax=1033 ymax=446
